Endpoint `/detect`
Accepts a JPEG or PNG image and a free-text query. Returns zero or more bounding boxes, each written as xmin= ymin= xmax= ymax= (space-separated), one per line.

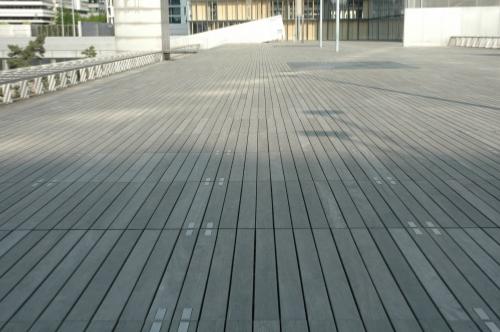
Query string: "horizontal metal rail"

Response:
xmin=0 ymin=52 xmax=163 ymax=104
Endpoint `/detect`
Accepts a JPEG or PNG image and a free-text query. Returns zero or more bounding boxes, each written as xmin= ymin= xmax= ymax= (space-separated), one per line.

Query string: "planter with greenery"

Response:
xmin=7 ymin=35 xmax=46 ymax=69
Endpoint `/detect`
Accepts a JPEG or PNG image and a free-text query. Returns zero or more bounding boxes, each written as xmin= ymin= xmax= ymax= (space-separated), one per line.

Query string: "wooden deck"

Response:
xmin=1 ymin=42 xmax=500 ymax=332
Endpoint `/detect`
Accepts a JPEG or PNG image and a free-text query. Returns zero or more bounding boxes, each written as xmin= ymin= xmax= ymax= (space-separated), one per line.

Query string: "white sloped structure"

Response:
xmin=171 ymin=16 xmax=284 ymax=50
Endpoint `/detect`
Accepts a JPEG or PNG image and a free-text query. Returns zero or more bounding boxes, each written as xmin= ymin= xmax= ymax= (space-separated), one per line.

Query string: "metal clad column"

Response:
xmin=296 ymin=0 xmax=303 ymax=42
xmin=160 ymin=0 xmax=171 ymax=59
xmin=319 ymin=0 xmax=323 ymax=47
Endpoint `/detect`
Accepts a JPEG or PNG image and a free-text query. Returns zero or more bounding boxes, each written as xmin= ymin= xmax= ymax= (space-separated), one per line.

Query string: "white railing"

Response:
xmin=448 ymin=36 xmax=500 ymax=49
xmin=0 ymin=52 xmax=163 ymax=104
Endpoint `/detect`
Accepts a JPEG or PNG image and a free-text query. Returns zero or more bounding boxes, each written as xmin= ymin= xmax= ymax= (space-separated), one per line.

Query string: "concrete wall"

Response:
xmin=0 ymin=37 xmax=117 ymax=59
xmin=0 ymin=25 xmax=32 ymax=38
xmin=404 ymin=7 xmax=500 ymax=47
xmin=171 ymin=16 xmax=284 ymax=50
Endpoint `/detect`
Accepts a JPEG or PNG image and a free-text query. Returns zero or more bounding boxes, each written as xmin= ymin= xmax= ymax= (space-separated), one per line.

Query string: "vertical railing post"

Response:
xmin=88 ymin=66 xmax=96 ymax=80
xmin=59 ymin=72 xmax=68 ymax=88
xmin=2 ymin=84 xmax=12 ymax=104
xmin=79 ymin=68 xmax=87 ymax=82
xmin=69 ymin=70 xmax=78 ymax=84
xmin=47 ymin=75 xmax=57 ymax=91
xmin=33 ymin=77 xmax=43 ymax=95
xmin=19 ymin=80 xmax=29 ymax=99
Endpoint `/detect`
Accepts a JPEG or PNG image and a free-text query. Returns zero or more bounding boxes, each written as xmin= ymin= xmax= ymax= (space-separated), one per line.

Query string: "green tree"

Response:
xmin=54 ymin=8 xmax=106 ymax=25
xmin=82 ymin=46 xmax=97 ymax=58
xmin=54 ymin=8 xmax=81 ymax=25
xmin=82 ymin=13 xmax=107 ymax=23
xmin=7 ymin=35 xmax=46 ymax=69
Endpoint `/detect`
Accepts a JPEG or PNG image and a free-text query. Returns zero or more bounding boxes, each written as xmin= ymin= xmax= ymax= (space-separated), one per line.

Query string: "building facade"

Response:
xmin=87 ymin=0 xmax=107 ymax=15
xmin=0 ymin=0 xmax=55 ymax=24
xmin=188 ymin=0 xmax=404 ymax=40
xmin=104 ymin=0 xmax=114 ymax=23
xmin=53 ymin=0 xmax=89 ymax=15
xmin=0 ymin=0 xmax=91 ymax=25
xmin=170 ymin=0 xmax=189 ymax=34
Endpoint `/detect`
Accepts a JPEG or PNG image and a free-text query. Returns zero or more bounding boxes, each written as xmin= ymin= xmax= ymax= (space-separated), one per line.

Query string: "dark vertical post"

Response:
xmin=160 ymin=0 xmax=171 ymax=60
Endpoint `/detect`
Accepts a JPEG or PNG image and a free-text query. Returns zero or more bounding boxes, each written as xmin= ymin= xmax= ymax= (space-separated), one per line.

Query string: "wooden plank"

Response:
xmin=328 ymin=180 xmax=365 ymax=228
xmin=0 ymin=230 xmax=85 ymax=328
xmin=197 ymin=229 xmax=236 ymax=331
xmin=58 ymin=230 xmax=141 ymax=331
xmin=370 ymin=228 xmax=451 ymax=332
xmin=237 ymin=181 xmax=256 ymax=229
xmin=286 ymin=181 xmax=311 ymax=229
xmin=141 ymin=229 xmax=198 ymax=332
xmin=0 ymin=230 xmax=29 ymax=257
xmin=114 ymin=230 xmax=178 ymax=331
xmin=333 ymin=229 xmax=394 ymax=332
xmin=446 ymin=229 xmax=500 ymax=290
xmin=226 ymin=229 xmax=254 ymax=332
xmin=312 ymin=228 xmax=364 ymax=332
xmin=294 ymin=229 xmax=337 ymax=331
xmin=271 ymin=181 xmax=291 ymax=229
xmin=148 ymin=181 xmax=191 ymax=229
xmin=30 ymin=230 xmax=122 ymax=332
xmin=86 ymin=230 xmax=161 ymax=331
xmin=167 ymin=228 xmax=217 ymax=332
xmin=465 ymin=228 xmax=500 ymax=264
xmin=275 ymin=228 xmax=308 ymax=331
xmin=255 ymin=181 xmax=273 ymax=229
xmin=0 ymin=230 xmax=66 ymax=298
xmin=253 ymin=229 xmax=280 ymax=331
xmin=71 ymin=182 xmax=128 ymax=230
xmin=2 ymin=230 xmax=103 ymax=331
xmin=168 ymin=181 xmax=212 ymax=229
xmin=407 ymin=228 xmax=497 ymax=330
xmin=351 ymin=229 xmax=421 ymax=331
xmin=218 ymin=181 xmax=242 ymax=229
xmin=389 ymin=229 xmax=478 ymax=332
xmin=431 ymin=229 xmax=500 ymax=316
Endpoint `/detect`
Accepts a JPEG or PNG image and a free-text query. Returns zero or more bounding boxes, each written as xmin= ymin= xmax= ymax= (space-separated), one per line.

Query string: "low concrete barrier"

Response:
xmin=0 ymin=25 xmax=31 ymax=38
xmin=0 ymin=37 xmax=117 ymax=60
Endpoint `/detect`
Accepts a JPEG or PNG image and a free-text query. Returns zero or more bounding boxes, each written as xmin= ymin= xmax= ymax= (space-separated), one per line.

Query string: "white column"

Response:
xmin=114 ymin=0 xmax=168 ymax=53
xmin=319 ymin=0 xmax=323 ymax=47
xmin=336 ymin=0 xmax=340 ymax=52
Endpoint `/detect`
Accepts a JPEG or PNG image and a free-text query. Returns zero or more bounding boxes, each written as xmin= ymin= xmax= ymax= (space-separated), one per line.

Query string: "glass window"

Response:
xmin=169 ymin=7 xmax=181 ymax=15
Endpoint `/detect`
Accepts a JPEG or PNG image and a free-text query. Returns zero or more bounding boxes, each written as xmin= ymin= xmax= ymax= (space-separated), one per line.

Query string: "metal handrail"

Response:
xmin=0 ymin=52 xmax=161 ymax=85
xmin=1 ymin=52 xmax=163 ymax=104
